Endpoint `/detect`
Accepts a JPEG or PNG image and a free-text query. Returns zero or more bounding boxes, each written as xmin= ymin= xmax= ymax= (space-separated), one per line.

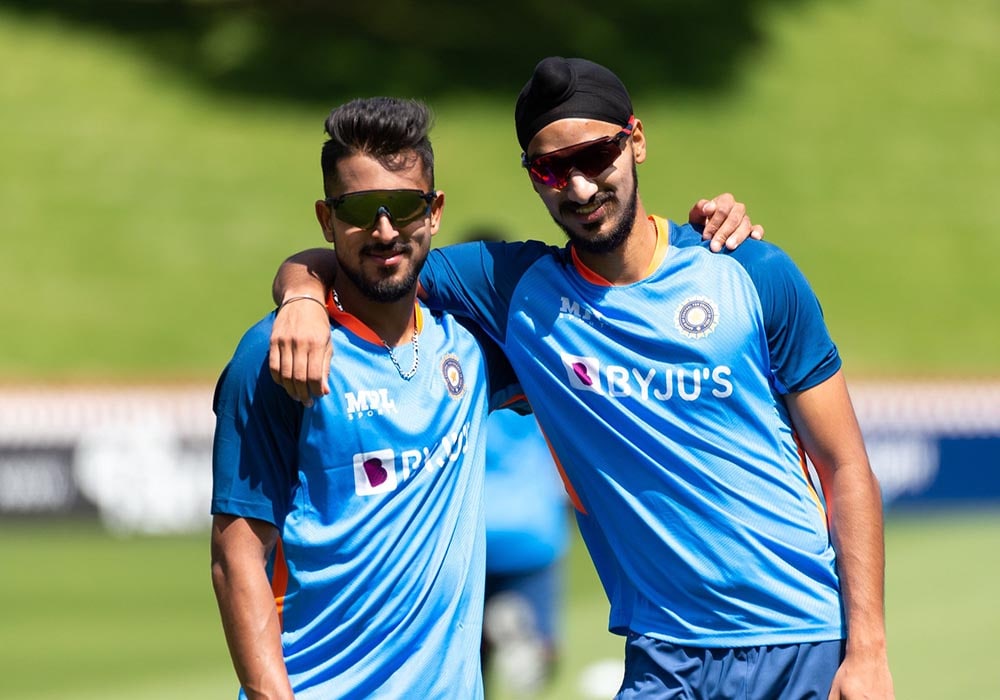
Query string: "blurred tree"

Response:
xmin=1 ymin=0 xmax=810 ymax=103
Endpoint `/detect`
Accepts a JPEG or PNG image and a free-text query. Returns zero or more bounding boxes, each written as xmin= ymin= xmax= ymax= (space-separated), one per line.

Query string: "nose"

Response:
xmin=370 ymin=207 xmax=399 ymax=242
xmin=563 ymin=170 xmax=600 ymax=203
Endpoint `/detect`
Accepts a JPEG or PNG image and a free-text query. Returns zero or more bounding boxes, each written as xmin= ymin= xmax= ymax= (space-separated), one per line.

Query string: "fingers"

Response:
xmin=268 ymin=300 xmax=332 ymax=408
xmin=691 ymin=193 xmax=764 ymax=252
xmin=709 ymin=197 xmax=747 ymax=252
xmin=688 ymin=198 xmax=714 ymax=225
xmin=269 ymin=337 xmax=316 ymax=407
xmin=690 ymin=194 xmax=736 ymax=250
xmin=318 ymin=343 xmax=333 ymax=398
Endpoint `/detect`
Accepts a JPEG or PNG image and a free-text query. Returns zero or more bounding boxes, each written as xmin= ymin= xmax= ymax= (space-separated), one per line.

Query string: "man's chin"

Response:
xmin=563 ymin=223 xmax=628 ymax=255
xmin=341 ymin=269 xmax=417 ymax=304
xmin=558 ymin=191 xmax=636 ymax=255
xmin=364 ymin=280 xmax=414 ymax=304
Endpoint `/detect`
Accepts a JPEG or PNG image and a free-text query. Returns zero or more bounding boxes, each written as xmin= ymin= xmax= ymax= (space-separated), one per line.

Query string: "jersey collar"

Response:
xmin=325 ymin=290 xmax=424 ymax=347
xmin=570 ymin=215 xmax=670 ymax=286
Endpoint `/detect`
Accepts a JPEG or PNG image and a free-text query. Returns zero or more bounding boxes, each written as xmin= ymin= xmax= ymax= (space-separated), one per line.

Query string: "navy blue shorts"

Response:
xmin=616 ymin=633 xmax=844 ymax=699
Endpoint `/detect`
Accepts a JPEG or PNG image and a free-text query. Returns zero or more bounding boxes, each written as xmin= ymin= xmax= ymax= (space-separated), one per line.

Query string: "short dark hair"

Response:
xmin=320 ymin=97 xmax=435 ymax=195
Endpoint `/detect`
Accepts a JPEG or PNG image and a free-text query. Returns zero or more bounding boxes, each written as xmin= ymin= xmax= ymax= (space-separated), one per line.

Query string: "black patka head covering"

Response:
xmin=515 ymin=56 xmax=633 ymax=151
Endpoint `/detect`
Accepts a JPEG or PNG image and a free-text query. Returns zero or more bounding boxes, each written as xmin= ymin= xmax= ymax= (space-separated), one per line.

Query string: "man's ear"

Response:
xmin=428 ymin=190 xmax=445 ymax=236
xmin=630 ymin=118 xmax=646 ymax=165
xmin=315 ymin=200 xmax=335 ymax=243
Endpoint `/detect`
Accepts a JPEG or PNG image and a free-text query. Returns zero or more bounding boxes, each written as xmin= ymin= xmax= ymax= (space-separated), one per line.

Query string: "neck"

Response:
xmin=332 ymin=285 xmax=417 ymax=346
xmin=574 ymin=202 xmax=657 ymax=285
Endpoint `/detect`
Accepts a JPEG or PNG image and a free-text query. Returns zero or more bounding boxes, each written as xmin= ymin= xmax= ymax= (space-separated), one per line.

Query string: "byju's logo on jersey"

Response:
xmin=560 ymin=353 xmax=734 ymax=402
xmin=344 ymin=388 xmax=398 ymax=420
xmin=562 ymin=354 xmax=603 ymax=394
xmin=353 ymin=449 xmax=398 ymax=496
xmin=675 ymin=297 xmax=719 ymax=340
xmin=351 ymin=422 xmax=474 ymax=497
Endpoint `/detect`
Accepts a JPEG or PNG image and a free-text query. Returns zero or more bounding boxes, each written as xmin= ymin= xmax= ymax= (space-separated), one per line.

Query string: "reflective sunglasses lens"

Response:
xmin=333 ymin=193 xmax=379 ymax=227
xmin=387 ymin=192 xmax=431 ymax=226
xmin=529 ymin=164 xmax=562 ymax=188
xmin=332 ymin=190 xmax=429 ymax=228
xmin=574 ymin=141 xmax=622 ymax=178
xmin=527 ymin=138 xmax=622 ymax=189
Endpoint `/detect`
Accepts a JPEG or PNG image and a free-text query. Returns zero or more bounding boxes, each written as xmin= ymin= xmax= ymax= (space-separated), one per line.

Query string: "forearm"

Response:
xmin=272 ymin=248 xmax=339 ymax=305
xmin=826 ymin=464 xmax=888 ymax=653
xmin=785 ymin=373 xmax=888 ymax=650
xmin=213 ymin=558 xmax=293 ymax=700
xmin=211 ymin=516 xmax=293 ymax=700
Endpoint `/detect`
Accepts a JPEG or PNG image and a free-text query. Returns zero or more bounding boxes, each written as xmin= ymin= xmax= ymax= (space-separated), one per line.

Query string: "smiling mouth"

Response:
xmin=365 ymin=246 xmax=409 ymax=265
xmin=565 ymin=194 xmax=612 ymax=219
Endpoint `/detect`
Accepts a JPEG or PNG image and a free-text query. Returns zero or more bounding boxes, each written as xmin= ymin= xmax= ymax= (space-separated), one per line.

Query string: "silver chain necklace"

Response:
xmin=332 ymin=289 xmax=419 ymax=380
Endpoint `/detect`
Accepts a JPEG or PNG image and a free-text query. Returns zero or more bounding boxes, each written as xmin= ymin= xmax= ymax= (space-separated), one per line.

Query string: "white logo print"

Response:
xmin=675 ymin=297 xmax=719 ymax=339
xmin=353 ymin=449 xmax=398 ymax=495
xmin=344 ymin=389 xmax=398 ymax=420
xmin=561 ymin=353 xmax=733 ymax=401
xmin=351 ymin=423 xmax=474 ymax=497
xmin=560 ymin=297 xmax=607 ymax=327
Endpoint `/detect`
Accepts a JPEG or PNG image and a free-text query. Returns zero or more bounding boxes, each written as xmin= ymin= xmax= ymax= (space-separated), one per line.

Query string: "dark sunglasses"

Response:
xmin=325 ymin=189 xmax=437 ymax=229
xmin=521 ymin=115 xmax=636 ymax=189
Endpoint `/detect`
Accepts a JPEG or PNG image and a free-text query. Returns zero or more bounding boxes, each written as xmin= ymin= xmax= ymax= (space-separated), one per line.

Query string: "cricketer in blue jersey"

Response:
xmin=269 ymin=58 xmax=893 ymax=699
xmin=211 ymin=98 xmax=526 ymax=700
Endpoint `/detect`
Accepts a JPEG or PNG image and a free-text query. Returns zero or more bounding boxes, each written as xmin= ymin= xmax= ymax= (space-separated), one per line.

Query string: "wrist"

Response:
xmin=277 ymin=294 xmax=327 ymax=313
xmin=846 ymin=630 xmax=888 ymax=656
xmin=280 ymin=283 xmax=325 ymax=304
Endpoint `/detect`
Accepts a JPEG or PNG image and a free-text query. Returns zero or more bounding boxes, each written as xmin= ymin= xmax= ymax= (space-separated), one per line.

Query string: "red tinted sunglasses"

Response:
xmin=521 ymin=115 xmax=636 ymax=189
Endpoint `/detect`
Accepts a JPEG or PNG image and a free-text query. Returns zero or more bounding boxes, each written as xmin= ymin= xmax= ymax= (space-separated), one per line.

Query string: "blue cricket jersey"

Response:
xmin=212 ymin=300 xmax=522 ymax=699
xmin=420 ymin=216 xmax=846 ymax=647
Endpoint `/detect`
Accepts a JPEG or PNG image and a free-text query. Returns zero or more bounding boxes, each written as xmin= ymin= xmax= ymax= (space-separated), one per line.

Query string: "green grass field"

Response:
xmin=1 ymin=0 xmax=998 ymax=698
xmin=1 ymin=512 xmax=998 ymax=700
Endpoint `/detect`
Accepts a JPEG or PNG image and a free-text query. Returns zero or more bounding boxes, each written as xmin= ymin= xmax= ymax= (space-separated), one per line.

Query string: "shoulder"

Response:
xmin=727 ymin=238 xmax=795 ymax=268
xmin=226 ymin=313 xmax=281 ymax=376
xmin=433 ymin=238 xmax=563 ymax=267
xmin=723 ymin=240 xmax=815 ymax=303
xmin=214 ymin=313 xmax=285 ymax=412
xmin=226 ymin=314 xmax=277 ymax=369
xmin=670 ymin=221 xmax=792 ymax=267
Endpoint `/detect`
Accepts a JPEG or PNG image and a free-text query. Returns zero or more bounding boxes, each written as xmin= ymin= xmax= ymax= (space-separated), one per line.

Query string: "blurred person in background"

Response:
xmin=269 ymin=56 xmax=892 ymax=699
xmin=463 ymin=225 xmax=571 ymax=699
xmin=482 ymin=409 xmax=568 ymax=698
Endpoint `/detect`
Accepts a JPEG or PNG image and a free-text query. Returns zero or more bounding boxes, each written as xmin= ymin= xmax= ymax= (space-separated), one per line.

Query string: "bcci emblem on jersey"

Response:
xmin=675 ymin=297 xmax=719 ymax=340
xmin=441 ymin=354 xmax=466 ymax=398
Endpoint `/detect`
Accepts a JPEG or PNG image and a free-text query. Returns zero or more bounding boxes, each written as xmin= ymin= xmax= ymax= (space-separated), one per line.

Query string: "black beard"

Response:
xmin=337 ymin=246 xmax=425 ymax=303
xmin=555 ymin=164 xmax=639 ymax=255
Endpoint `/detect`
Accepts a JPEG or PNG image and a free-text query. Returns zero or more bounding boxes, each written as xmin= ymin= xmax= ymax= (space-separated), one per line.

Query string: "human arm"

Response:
xmin=784 ymin=372 xmax=894 ymax=700
xmin=211 ymin=514 xmax=295 ymax=700
xmin=268 ymin=191 xmax=761 ymax=306
xmin=269 ymin=248 xmax=337 ymax=406
xmin=267 ymin=193 xmax=761 ymax=402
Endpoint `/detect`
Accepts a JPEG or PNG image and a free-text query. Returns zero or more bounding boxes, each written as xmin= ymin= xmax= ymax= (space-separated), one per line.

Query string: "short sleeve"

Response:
xmin=729 ymin=241 xmax=842 ymax=393
xmin=420 ymin=239 xmax=554 ymax=345
xmin=211 ymin=314 xmax=303 ymax=526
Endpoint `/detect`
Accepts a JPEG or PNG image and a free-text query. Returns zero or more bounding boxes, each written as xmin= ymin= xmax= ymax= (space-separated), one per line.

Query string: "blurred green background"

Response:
xmin=1 ymin=0 xmax=998 ymax=699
